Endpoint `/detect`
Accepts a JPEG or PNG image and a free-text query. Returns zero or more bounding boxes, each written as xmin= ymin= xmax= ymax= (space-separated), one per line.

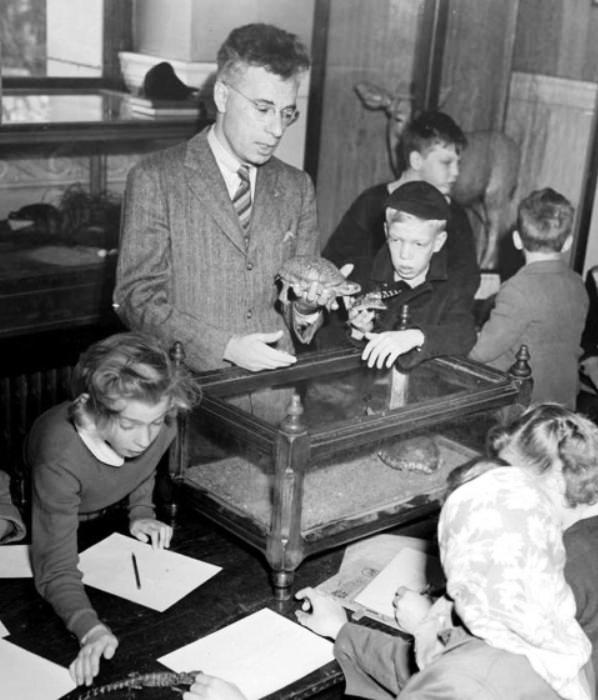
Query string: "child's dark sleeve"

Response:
xmin=469 ymin=279 xmax=528 ymax=363
xmin=395 ymin=279 xmax=478 ymax=371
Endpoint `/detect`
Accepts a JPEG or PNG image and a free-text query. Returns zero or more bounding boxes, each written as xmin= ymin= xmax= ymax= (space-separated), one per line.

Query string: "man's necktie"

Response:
xmin=232 ymin=164 xmax=251 ymax=230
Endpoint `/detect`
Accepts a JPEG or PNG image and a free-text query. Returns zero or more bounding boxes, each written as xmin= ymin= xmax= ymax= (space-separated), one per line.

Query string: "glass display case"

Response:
xmin=172 ymin=345 xmax=531 ymax=599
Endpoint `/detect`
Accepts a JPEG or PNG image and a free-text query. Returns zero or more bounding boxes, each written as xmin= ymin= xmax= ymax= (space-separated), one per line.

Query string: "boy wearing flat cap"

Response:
xmin=348 ymin=180 xmax=477 ymax=370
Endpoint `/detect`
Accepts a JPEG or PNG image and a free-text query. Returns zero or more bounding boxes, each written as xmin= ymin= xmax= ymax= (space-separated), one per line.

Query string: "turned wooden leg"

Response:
xmin=271 ymin=569 xmax=295 ymax=601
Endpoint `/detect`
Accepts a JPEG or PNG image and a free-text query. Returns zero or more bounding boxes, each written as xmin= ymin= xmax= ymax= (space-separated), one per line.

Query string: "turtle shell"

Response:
xmin=278 ymin=255 xmax=349 ymax=286
xmin=276 ymin=255 xmax=361 ymax=299
xmin=377 ymin=434 xmax=440 ymax=474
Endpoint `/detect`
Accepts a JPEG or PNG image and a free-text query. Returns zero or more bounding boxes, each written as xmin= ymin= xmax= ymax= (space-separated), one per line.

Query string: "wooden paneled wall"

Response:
xmin=513 ymin=0 xmax=598 ymax=82
xmin=315 ymin=0 xmax=427 ymax=246
xmin=439 ymin=0 xmax=520 ymax=131
xmin=506 ymin=73 xmax=597 ymax=217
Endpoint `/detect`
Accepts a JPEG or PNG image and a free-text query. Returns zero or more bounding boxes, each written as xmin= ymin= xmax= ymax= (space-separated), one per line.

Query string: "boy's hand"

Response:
xmin=347 ymin=306 xmax=376 ymax=339
xmin=70 ymin=625 xmax=118 ymax=686
xmin=393 ymin=586 xmax=433 ymax=635
xmin=362 ymin=329 xmax=424 ymax=368
xmin=130 ymin=518 xmax=173 ymax=549
xmin=294 ymin=586 xmax=348 ymax=640
xmin=184 ymin=673 xmax=246 ymax=700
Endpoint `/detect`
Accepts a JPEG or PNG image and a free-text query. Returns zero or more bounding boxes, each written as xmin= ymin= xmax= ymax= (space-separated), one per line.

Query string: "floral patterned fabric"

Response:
xmin=438 ymin=466 xmax=592 ymax=700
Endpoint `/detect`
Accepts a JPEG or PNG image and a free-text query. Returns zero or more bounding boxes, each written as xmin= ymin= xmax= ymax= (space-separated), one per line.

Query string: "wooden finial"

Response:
xmin=507 ymin=344 xmax=534 ymax=407
xmin=170 ymin=341 xmax=185 ymax=367
xmin=280 ymin=393 xmax=305 ymax=434
xmin=508 ymin=344 xmax=532 ymax=379
xmin=398 ymin=304 xmax=410 ymax=331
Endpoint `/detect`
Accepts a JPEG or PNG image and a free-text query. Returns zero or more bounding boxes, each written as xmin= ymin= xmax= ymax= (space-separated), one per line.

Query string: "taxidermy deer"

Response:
xmin=355 ymin=81 xmax=520 ymax=269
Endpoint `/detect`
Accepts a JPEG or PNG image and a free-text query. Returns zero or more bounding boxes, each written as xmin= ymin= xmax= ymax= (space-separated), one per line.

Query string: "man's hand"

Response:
xmin=393 ymin=586 xmax=433 ymax=635
xmin=293 ymin=263 xmax=355 ymax=313
xmin=294 ymin=586 xmax=347 ymax=640
xmin=223 ymin=331 xmax=297 ymax=371
xmin=70 ymin=625 xmax=118 ymax=686
xmin=130 ymin=518 xmax=172 ymax=549
xmin=183 ymin=674 xmax=246 ymax=700
xmin=362 ymin=329 xmax=424 ymax=369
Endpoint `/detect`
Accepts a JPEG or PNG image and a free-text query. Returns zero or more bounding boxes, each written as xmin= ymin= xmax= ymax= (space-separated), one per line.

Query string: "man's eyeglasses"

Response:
xmin=225 ymin=82 xmax=300 ymax=127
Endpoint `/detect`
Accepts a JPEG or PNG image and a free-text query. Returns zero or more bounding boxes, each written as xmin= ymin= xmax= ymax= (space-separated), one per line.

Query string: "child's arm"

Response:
xmin=127 ymin=464 xmax=173 ymax=549
xmin=469 ymin=280 xmax=529 ymax=363
xmin=31 ymin=459 xmax=117 ymax=685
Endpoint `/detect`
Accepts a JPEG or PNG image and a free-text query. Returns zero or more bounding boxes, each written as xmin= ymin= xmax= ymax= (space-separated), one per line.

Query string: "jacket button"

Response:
xmin=246 ymin=262 xmax=254 ymax=271
xmin=246 ymin=309 xmax=253 ymax=319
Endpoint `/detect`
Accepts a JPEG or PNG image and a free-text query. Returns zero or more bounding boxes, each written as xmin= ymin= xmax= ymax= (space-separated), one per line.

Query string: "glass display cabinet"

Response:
xmin=171 ymin=345 xmax=531 ymax=599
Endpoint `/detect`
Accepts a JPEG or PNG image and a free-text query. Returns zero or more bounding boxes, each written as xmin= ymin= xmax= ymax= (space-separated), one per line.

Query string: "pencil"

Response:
xmin=131 ymin=553 xmax=141 ymax=589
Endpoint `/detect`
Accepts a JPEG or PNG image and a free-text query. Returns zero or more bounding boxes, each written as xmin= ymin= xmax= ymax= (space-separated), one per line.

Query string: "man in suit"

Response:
xmin=114 ymin=23 xmax=335 ymax=375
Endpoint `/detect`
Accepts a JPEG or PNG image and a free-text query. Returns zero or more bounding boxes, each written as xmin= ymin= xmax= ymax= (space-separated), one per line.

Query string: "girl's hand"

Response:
xmin=393 ymin=586 xmax=433 ymax=634
xmin=70 ymin=625 xmax=118 ymax=686
xmin=130 ymin=518 xmax=173 ymax=549
xmin=294 ymin=586 xmax=347 ymax=640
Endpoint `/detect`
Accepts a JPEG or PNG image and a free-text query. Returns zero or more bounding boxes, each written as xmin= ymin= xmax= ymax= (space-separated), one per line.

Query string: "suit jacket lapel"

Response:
xmin=184 ymin=130 xmax=247 ymax=255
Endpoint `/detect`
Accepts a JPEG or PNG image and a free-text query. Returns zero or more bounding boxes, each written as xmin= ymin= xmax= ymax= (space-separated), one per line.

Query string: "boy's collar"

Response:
xmin=371 ymin=244 xmax=448 ymax=286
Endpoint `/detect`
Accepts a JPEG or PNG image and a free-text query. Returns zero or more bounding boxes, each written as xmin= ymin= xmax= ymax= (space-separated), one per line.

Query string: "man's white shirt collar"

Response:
xmin=207 ymin=126 xmax=256 ymax=199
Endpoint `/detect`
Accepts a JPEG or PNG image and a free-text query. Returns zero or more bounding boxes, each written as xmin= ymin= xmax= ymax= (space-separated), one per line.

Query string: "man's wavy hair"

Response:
xmin=487 ymin=403 xmax=598 ymax=507
xmin=69 ymin=332 xmax=200 ymax=427
xmin=217 ymin=23 xmax=310 ymax=83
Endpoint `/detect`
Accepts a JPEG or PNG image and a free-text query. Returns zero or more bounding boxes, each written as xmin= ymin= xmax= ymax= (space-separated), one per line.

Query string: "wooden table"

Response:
xmin=0 ymin=485 xmax=435 ymax=700
xmin=0 ymin=497 xmax=336 ymax=699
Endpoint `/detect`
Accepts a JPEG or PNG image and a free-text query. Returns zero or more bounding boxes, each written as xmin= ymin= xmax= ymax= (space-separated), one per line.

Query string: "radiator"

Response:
xmin=0 ymin=365 xmax=73 ymax=506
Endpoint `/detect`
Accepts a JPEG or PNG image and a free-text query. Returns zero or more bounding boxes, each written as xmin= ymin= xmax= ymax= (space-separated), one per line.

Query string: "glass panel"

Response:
xmin=184 ymin=356 xmax=507 ymax=537
xmin=183 ymin=411 xmax=275 ymax=532
xmin=219 ymin=359 xmax=492 ymax=429
xmin=1 ymin=93 xmax=112 ymax=123
xmin=298 ymin=427 xmax=479 ymax=532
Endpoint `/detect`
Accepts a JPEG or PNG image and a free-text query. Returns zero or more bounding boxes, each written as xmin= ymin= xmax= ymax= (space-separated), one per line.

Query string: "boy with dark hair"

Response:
xmin=348 ymin=180 xmax=477 ymax=370
xmin=323 ymin=110 xmax=479 ymax=298
xmin=470 ymin=187 xmax=588 ymax=408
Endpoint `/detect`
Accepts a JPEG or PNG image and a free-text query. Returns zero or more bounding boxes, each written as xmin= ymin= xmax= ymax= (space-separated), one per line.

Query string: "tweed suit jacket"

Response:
xmin=469 ymin=259 xmax=588 ymax=408
xmin=114 ymin=127 xmax=320 ymax=371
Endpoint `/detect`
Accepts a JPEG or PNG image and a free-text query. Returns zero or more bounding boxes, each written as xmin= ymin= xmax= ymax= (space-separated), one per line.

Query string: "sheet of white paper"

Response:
xmin=354 ymin=546 xmax=443 ymax=619
xmin=0 ymin=619 xmax=9 ymax=637
xmin=0 ymin=544 xmax=33 ymax=578
xmin=158 ymin=608 xmax=334 ymax=700
xmin=78 ymin=532 xmax=222 ymax=612
xmin=0 ymin=637 xmax=76 ymax=699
